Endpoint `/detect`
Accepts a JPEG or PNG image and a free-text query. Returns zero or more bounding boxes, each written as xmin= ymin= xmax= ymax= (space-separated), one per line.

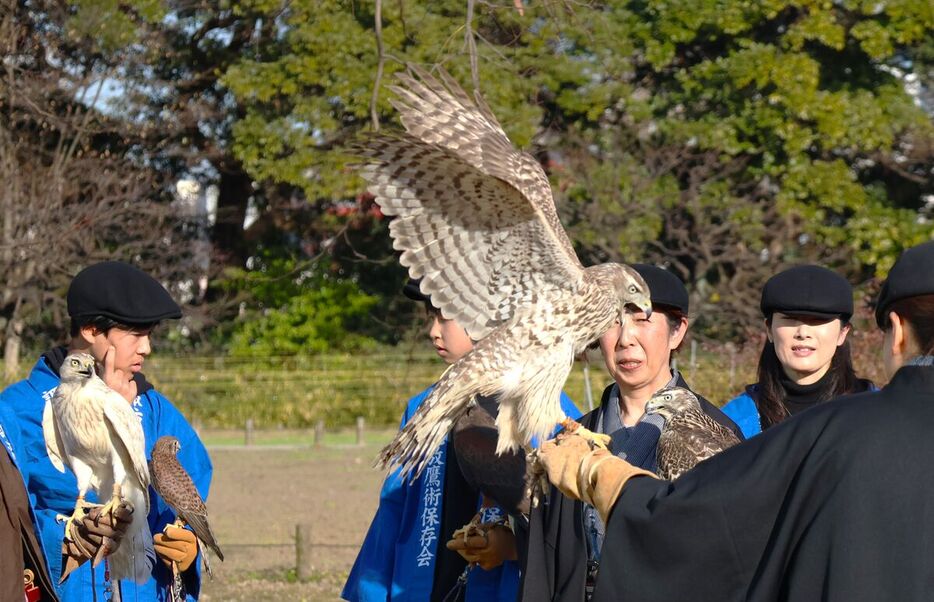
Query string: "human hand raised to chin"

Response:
xmin=101 ymin=345 xmax=138 ymax=403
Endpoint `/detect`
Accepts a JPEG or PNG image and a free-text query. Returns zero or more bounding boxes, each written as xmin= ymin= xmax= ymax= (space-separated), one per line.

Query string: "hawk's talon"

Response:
xmin=451 ymin=511 xmax=485 ymax=542
xmin=560 ymin=418 xmax=611 ymax=449
xmin=98 ymin=483 xmax=126 ymax=527
xmin=526 ymin=449 xmax=548 ymax=509
xmin=57 ymin=496 xmax=98 ymax=542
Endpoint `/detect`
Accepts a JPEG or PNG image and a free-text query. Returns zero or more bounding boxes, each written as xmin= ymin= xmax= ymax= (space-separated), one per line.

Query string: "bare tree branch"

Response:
xmin=370 ymin=0 xmax=385 ymax=131
xmin=465 ymin=0 xmax=481 ymax=92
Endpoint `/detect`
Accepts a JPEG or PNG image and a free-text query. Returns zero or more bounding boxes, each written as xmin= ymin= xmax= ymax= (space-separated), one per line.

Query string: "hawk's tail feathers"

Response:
xmin=108 ymin=484 xmax=155 ymax=584
xmin=199 ymin=538 xmax=213 ymax=578
xmin=186 ymin=512 xmax=224 ymax=564
xmin=377 ymin=361 xmax=488 ymax=480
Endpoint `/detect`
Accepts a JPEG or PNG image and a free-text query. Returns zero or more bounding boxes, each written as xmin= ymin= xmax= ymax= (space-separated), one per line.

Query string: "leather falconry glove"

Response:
xmin=60 ymin=501 xmax=133 ymax=583
xmin=538 ymin=431 xmax=656 ymax=522
xmin=154 ymin=524 xmax=199 ymax=572
xmin=446 ymin=522 xmax=518 ymax=570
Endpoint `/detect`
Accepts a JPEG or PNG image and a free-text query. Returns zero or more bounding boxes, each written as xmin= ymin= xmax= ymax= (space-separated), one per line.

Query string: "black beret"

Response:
xmin=760 ymin=265 xmax=853 ymax=321
xmin=632 ymin=264 xmax=689 ymax=314
xmin=875 ymin=240 xmax=934 ymax=328
xmin=403 ymin=278 xmax=430 ymax=303
xmin=67 ymin=261 xmax=181 ymax=324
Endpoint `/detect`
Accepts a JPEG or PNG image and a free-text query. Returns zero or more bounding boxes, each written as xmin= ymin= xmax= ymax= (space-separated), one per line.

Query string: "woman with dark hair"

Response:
xmin=723 ymin=265 xmax=874 ymax=438
xmin=536 ymin=241 xmax=934 ymax=602
xmin=519 ymin=264 xmax=742 ymax=602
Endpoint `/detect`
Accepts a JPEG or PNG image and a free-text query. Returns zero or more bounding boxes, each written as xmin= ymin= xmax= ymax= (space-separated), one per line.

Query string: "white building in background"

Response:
xmin=174 ymin=178 xmax=218 ymax=303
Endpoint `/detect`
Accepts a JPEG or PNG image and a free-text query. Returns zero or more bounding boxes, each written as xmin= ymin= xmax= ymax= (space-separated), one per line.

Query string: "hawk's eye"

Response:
xmin=664 ymin=394 xmax=673 ymax=401
xmin=628 ymin=285 xmax=637 ymax=294
xmin=70 ymin=359 xmax=79 ymax=366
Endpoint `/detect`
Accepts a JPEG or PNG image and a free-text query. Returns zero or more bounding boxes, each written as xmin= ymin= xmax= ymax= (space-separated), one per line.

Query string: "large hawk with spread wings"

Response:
xmin=645 ymin=387 xmax=741 ymax=480
xmin=356 ymin=65 xmax=652 ymax=478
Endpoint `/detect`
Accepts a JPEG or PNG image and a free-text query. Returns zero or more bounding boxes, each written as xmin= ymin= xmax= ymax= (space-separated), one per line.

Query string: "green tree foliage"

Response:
xmin=227 ymin=282 xmax=378 ymax=356
xmin=216 ymin=0 xmax=931 ymax=339
xmin=221 ymin=0 xmax=550 ymax=201
xmin=10 ymin=1 xmax=929 ymax=352
xmin=631 ymin=0 xmax=933 ymax=272
xmin=224 ymin=255 xmax=379 ymax=356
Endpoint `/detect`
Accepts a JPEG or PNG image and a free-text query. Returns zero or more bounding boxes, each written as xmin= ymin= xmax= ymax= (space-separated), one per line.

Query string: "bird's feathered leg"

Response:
xmin=56 ymin=458 xmax=100 ymax=542
xmin=90 ymin=483 xmax=123 ymax=568
xmin=98 ymin=483 xmax=123 ymax=527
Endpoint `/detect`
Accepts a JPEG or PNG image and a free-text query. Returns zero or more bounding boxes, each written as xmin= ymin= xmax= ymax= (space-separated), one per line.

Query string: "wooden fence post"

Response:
xmin=356 ymin=416 xmax=365 ymax=446
xmin=690 ymin=340 xmax=697 ymax=383
xmin=314 ymin=420 xmax=325 ymax=447
xmin=245 ymin=418 xmax=254 ymax=446
xmin=295 ymin=523 xmax=313 ymax=581
xmin=727 ymin=343 xmax=737 ymax=391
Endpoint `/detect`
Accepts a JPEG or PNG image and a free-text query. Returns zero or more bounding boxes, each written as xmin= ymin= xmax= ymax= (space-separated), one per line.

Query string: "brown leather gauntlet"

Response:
xmin=538 ymin=432 xmax=655 ymax=522
xmin=60 ymin=502 xmax=133 ymax=583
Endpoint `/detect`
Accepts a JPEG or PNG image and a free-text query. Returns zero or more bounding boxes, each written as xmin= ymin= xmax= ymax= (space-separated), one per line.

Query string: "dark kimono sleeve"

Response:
xmin=592 ymin=406 xmax=845 ymax=602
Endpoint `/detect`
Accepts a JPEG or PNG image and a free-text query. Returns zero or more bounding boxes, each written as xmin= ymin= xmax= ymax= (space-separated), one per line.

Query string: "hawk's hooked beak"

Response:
xmin=622 ymin=302 xmax=653 ymax=320
xmin=77 ymin=367 xmax=93 ymax=378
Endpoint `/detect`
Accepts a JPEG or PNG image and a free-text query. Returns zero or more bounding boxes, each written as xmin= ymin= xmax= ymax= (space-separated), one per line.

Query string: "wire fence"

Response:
xmin=0 ymin=346 xmax=761 ymax=429
xmin=142 ymin=345 xmax=758 ymax=429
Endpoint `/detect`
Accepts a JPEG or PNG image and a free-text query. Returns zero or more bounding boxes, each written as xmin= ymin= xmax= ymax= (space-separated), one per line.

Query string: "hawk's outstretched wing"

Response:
xmin=355 ymin=65 xmax=584 ymax=340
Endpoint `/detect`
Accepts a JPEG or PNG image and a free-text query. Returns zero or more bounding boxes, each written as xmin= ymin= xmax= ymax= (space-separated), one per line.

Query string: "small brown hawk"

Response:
xmin=354 ymin=65 xmax=653 ymax=478
xmin=149 ymin=436 xmax=223 ymax=574
xmin=645 ymin=387 xmax=741 ymax=480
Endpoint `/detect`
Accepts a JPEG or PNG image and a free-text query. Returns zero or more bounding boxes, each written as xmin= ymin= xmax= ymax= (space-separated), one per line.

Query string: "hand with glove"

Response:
xmin=446 ymin=522 xmax=518 ymax=570
xmin=61 ymin=501 xmax=133 ymax=583
xmin=537 ymin=432 xmax=656 ymax=522
xmin=154 ymin=524 xmax=198 ymax=572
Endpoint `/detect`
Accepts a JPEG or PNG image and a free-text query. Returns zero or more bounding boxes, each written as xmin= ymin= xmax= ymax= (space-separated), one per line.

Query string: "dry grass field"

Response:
xmin=198 ymin=433 xmax=393 ymax=602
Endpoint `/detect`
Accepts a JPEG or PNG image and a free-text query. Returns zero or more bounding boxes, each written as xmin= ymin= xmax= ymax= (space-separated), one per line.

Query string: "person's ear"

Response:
xmin=836 ymin=322 xmax=852 ymax=346
xmin=669 ymin=316 xmax=688 ymax=350
xmin=77 ymin=325 xmax=99 ymax=346
xmin=888 ymin=311 xmax=908 ymax=360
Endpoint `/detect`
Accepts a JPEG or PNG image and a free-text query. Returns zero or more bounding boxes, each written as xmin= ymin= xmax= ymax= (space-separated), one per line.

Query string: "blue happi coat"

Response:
xmin=0 ymin=352 xmax=213 ymax=601
xmin=721 ymin=388 xmax=764 ymax=439
xmin=342 ymin=386 xmax=580 ymax=601
xmin=723 ymin=382 xmax=880 ymax=439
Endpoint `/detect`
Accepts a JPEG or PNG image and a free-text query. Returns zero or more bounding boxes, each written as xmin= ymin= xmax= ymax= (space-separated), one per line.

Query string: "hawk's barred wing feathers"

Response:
xmin=356 ymin=65 xmax=584 ymax=340
xmin=95 ymin=381 xmax=152 ymax=495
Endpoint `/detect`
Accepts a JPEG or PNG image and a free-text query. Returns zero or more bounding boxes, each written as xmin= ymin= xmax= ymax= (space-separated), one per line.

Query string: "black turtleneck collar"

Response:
xmin=779 ymin=370 xmax=834 ymax=416
xmin=779 ymin=369 xmax=875 ymax=416
xmin=41 ymin=346 xmax=153 ymax=395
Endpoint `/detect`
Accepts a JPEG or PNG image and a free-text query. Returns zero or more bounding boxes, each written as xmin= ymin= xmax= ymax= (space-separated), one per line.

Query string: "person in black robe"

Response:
xmin=519 ymin=264 xmax=743 ymax=601
xmin=537 ymin=240 xmax=934 ymax=602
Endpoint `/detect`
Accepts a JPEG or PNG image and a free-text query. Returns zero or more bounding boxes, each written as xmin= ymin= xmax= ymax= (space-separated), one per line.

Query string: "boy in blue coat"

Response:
xmin=343 ymin=280 xmax=579 ymax=601
xmin=0 ymin=261 xmax=213 ymax=601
